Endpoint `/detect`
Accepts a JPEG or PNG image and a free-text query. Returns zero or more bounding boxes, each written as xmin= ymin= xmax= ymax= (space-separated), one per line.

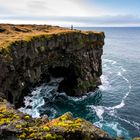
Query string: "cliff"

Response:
xmin=0 ymin=24 xmax=104 ymax=108
xmin=0 ymin=24 xmax=107 ymax=139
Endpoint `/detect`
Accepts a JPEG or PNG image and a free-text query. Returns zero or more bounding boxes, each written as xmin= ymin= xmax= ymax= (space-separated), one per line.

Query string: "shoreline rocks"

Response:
xmin=0 ymin=98 xmax=111 ymax=140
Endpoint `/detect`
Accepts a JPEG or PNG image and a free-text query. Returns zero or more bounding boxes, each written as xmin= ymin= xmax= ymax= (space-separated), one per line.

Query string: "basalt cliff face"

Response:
xmin=0 ymin=24 xmax=104 ymax=108
xmin=0 ymin=24 xmax=108 ymax=140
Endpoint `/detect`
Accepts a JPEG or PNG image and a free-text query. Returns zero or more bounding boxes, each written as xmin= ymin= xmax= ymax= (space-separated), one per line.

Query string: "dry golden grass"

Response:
xmin=0 ymin=24 xmax=102 ymax=49
xmin=0 ymin=24 xmax=74 ymax=48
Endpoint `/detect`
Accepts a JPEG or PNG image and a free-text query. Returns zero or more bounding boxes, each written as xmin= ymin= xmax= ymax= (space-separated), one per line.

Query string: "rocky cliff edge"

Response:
xmin=0 ymin=24 xmax=108 ymax=140
xmin=0 ymin=24 xmax=104 ymax=107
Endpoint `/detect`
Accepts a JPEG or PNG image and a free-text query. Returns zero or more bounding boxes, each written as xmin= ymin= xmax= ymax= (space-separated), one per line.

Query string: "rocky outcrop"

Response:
xmin=0 ymin=98 xmax=111 ymax=140
xmin=133 ymin=138 xmax=140 ymax=140
xmin=1 ymin=24 xmax=133 ymax=140
xmin=0 ymin=24 xmax=105 ymax=108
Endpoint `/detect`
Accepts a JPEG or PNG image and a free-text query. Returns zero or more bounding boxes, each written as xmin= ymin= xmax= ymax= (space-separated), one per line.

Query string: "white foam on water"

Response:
xmin=132 ymin=121 xmax=140 ymax=131
xmin=108 ymin=122 xmax=122 ymax=136
xmin=94 ymin=120 xmax=130 ymax=138
xmin=117 ymin=69 xmax=131 ymax=104
xmin=96 ymin=65 xmax=139 ymax=134
xmin=100 ymin=59 xmax=120 ymax=91
xmin=106 ymin=122 xmax=129 ymax=137
xmin=99 ymin=62 xmax=131 ymax=111
xmin=103 ymin=63 xmax=131 ymax=111
xmin=19 ymin=106 xmax=41 ymax=118
xmin=94 ymin=65 xmax=130 ymax=113
xmin=94 ymin=121 xmax=103 ymax=128
xmin=67 ymin=94 xmax=88 ymax=102
xmin=99 ymin=75 xmax=111 ymax=91
xmin=49 ymin=108 xmax=57 ymax=119
xmin=116 ymin=116 xmax=140 ymax=132
xmin=19 ymin=85 xmax=45 ymax=118
xmin=120 ymin=66 xmax=127 ymax=72
xmin=103 ymin=59 xmax=117 ymax=65
xmin=101 ymin=72 xmax=131 ymax=111
xmin=55 ymin=92 xmax=87 ymax=102
xmin=106 ymin=101 xmax=125 ymax=110
xmin=90 ymin=105 xmax=104 ymax=120
xmin=117 ymin=71 xmax=122 ymax=76
xmin=59 ymin=89 xmax=101 ymax=102
xmin=88 ymin=101 xmax=126 ymax=121
xmin=19 ymin=77 xmax=63 ymax=118
xmin=87 ymin=59 xmax=134 ymax=137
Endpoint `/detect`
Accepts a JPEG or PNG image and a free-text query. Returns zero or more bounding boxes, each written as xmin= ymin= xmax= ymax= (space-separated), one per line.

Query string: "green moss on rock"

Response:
xmin=133 ymin=138 xmax=140 ymax=140
xmin=0 ymin=100 xmax=110 ymax=140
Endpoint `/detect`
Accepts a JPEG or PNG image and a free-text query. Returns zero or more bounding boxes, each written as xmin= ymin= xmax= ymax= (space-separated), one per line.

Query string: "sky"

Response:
xmin=0 ymin=0 xmax=140 ymax=27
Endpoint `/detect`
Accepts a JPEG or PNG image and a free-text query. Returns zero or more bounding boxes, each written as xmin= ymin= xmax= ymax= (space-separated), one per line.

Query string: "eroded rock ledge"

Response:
xmin=0 ymin=98 xmax=110 ymax=140
xmin=0 ymin=24 xmax=105 ymax=108
xmin=0 ymin=24 xmax=110 ymax=140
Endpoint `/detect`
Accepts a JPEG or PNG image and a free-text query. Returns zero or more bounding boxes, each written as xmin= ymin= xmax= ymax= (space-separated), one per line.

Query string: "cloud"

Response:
xmin=0 ymin=0 xmax=107 ymax=17
xmin=0 ymin=4 xmax=19 ymax=16
xmin=27 ymin=0 xmax=57 ymax=15
xmin=0 ymin=0 xmax=140 ymax=26
xmin=28 ymin=0 xmax=48 ymax=10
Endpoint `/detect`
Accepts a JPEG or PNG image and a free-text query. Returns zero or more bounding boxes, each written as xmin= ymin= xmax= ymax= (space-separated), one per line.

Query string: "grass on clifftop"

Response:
xmin=0 ymin=24 xmax=103 ymax=49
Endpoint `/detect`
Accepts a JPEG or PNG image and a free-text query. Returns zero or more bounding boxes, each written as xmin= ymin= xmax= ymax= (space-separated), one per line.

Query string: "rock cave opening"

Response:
xmin=48 ymin=65 xmax=78 ymax=96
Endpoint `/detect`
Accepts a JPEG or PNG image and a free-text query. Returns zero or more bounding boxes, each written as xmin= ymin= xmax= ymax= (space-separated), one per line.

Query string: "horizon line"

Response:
xmin=1 ymin=22 xmax=140 ymax=28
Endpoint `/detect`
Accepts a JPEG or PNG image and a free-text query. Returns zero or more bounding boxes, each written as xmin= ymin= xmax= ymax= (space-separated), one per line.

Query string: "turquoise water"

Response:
xmin=19 ymin=27 xmax=140 ymax=139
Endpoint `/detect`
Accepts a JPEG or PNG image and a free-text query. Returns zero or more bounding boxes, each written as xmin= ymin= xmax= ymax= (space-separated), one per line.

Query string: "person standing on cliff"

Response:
xmin=71 ymin=25 xmax=73 ymax=30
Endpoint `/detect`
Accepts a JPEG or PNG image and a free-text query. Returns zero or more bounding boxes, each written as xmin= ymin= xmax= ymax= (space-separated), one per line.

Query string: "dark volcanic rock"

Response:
xmin=0 ymin=24 xmax=105 ymax=108
xmin=0 ymin=28 xmax=6 ymax=33
xmin=0 ymin=24 xmax=132 ymax=140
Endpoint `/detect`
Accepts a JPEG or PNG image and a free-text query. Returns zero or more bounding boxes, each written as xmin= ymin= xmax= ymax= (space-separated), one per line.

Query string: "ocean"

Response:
xmin=19 ymin=27 xmax=140 ymax=139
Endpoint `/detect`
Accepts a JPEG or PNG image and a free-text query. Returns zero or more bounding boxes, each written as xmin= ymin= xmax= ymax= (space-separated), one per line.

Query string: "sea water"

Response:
xmin=19 ymin=27 xmax=140 ymax=139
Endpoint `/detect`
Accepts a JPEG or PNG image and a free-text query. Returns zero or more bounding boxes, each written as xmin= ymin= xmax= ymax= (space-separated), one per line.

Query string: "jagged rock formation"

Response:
xmin=0 ymin=98 xmax=111 ymax=140
xmin=0 ymin=24 xmax=105 ymax=108
xmin=133 ymin=138 xmax=140 ymax=140
xmin=0 ymin=24 xmax=109 ymax=140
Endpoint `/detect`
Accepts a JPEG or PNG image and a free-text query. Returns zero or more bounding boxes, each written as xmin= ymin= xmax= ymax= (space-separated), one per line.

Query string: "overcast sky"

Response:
xmin=0 ymin=0 xmax=140 ymax=26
